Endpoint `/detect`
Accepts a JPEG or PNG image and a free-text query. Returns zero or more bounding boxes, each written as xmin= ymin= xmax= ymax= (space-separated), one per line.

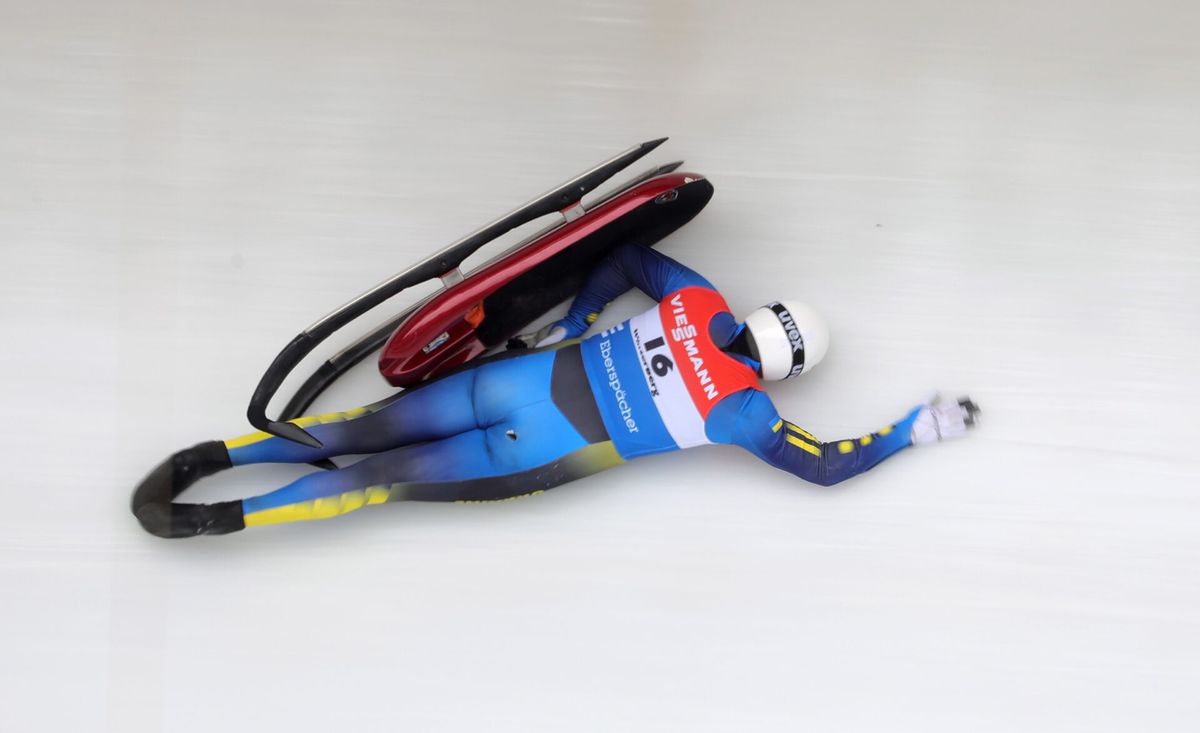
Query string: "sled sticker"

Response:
xmin=422 ymin=332 xmax=450 ymax=354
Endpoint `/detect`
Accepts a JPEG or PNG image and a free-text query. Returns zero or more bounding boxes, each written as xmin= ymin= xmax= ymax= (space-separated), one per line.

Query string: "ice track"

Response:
xmin=1 ymin=1 xmax=1197 ymax=730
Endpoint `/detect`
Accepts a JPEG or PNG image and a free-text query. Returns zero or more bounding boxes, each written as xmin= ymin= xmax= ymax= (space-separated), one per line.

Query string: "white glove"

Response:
xmin=911 ymin=395 xmax=980 ymax=445
xmin=513 ymin=323 xmax=568 ymax=349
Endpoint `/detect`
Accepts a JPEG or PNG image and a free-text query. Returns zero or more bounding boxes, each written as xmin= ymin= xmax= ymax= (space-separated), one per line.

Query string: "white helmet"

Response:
xmin=742 ymin=301 xmax=830 ymax=380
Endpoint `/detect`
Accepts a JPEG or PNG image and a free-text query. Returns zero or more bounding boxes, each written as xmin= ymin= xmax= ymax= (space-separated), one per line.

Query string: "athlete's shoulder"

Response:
xmin=704 ymin=387 xmax=776 ymax=443
xmin=613 ymin=243 xmax=716 ymax=298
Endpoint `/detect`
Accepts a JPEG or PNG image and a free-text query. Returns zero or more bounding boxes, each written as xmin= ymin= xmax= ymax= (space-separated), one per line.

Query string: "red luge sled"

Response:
xmin=248 ymin=139 xmax=713 ymax=449
xmin=380 ymin=171 xmax=711 ymax=386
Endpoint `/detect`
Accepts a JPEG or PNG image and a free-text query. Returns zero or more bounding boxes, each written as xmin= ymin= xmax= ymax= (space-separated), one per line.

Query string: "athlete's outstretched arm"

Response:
xmin=555 ymin=242 xmax=716 ymax=338
xmin=706 ymin=390 xmax=921 ymax=487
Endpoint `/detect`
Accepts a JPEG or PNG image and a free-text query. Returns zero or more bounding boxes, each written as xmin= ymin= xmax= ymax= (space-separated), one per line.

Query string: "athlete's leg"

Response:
xmin=131 ymin=380 xmax=484 ymax=540
xmin=240 ymin=434 xmax=484 ymax=526
xmin=240 ymin=396 xmax=625 ymax=528
xmin=132 ymin=344 xmax=622 ymax=536
xmin=224 ymin=368 xmax=480 ymax=466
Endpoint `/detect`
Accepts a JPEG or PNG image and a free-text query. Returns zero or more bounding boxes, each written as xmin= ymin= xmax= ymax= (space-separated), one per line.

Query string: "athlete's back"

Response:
xmin=580 ymin=286 xmax=760 ymax=459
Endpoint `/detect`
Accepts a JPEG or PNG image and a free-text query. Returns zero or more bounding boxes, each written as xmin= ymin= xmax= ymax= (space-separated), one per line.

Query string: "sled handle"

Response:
xmin=277 ymin=309 xmax=413 ymax=421
xmin=246 ymin=138 xmax=668 ymax=448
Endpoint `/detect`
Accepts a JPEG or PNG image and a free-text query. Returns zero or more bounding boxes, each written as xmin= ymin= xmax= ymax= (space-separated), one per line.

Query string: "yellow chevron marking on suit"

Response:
xmin=579 ymin=440 xmax=625 ymax=468
xmin=859 ymin=434 xmax=873 ymax=446
xmin=243 ymin=484 xmax=397 ymax=526
xmin=771 ymin=419 xmax=784 ymax=433
xmin=837 ymin=441 xmax=855 ymax=454
xmin=786 ymin=433 xmax=822 ymax=457
xmin=225 ymin=431 xmax=275 ymax=450
xmin=878 ymin=425 xmax=893 ymax=436
xmin=786 ymin=423 xmax=818 ymax=441
xmin=291 ymin=406 xmax=372 ymax=429
xmin=243 ymin=442 xmax=624 ymax=526
xmin=225 ymin=405 xmax=382 ymax=449
xmin=586 ymin=312 xmax=599 ymax=324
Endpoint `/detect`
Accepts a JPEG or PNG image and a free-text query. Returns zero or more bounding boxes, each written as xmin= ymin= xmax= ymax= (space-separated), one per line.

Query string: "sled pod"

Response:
xmin=378 ymin=171 xmax=713 ymax=387
xmin=249 ymin=139 xmax=713 ymax=448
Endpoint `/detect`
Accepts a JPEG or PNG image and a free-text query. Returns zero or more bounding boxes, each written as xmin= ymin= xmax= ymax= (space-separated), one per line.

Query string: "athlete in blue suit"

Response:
xmin=133 ymin=243 xmax=978 ymax=537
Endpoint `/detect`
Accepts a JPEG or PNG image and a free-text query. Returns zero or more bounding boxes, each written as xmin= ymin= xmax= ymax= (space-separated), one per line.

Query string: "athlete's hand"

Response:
xmin=910 ymin=395 xmax=980 ymax=445
xmin=510 ymin=322 xmax=568 ymax=350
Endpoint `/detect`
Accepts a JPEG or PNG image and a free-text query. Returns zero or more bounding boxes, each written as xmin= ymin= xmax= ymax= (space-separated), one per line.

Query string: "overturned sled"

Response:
xmin=250 ymin=138 xmax=715 ymax=448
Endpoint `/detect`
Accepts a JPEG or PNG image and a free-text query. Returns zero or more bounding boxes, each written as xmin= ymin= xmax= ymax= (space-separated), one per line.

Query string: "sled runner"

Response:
xmin=249 ymin=138 xmax=715 ymax=448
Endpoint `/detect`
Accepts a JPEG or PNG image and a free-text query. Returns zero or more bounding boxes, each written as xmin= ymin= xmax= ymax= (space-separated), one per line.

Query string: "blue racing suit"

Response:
xmin=214 ymin=244 xmax=921 ymax=530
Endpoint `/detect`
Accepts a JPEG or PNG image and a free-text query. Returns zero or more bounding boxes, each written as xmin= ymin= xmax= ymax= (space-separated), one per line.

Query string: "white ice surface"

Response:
xmin=2 ymin=1 xmax=1198 ymax=730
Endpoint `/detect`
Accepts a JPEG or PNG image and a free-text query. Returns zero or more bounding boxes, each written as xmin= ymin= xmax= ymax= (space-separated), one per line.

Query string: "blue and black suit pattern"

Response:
xmin=221 ymin=243 xmax=921 ymax=528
